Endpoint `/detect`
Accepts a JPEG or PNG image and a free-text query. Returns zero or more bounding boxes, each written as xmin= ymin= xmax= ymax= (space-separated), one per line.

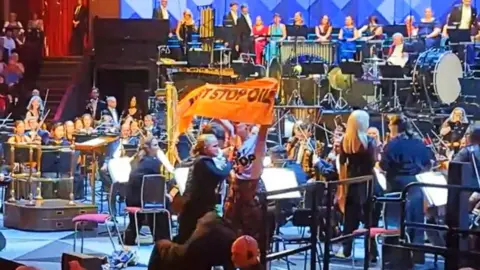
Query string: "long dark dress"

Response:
xmin=338 ymin=137 xmax=379 ymax=256
xmin=176 ymin=156 xmax=232 ymax=244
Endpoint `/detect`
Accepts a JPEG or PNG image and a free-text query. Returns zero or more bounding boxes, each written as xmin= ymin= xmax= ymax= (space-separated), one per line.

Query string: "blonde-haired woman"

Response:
xmin=440 ymin=107 xmax=469 ymax=154
xmin=176 ymin=9 xmax=196 ymax=54
xmin=337 ymin=110 xmax=379 ymax=260
xmin=177 ymin=134 xmax=232 ymax=244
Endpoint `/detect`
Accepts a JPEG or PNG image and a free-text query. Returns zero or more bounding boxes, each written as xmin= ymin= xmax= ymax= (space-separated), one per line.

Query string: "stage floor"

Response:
xmin=0 ymin=212 xmax=444 ymax=270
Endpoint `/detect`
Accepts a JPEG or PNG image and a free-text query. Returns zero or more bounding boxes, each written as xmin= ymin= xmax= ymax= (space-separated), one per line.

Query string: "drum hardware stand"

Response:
xmin=421 ymin=76 xmax=436 ymax=115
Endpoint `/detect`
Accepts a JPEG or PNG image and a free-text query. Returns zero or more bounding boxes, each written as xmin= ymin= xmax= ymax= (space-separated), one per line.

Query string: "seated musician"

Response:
xmin=379 ymin=115 xmax=431 ymax=263
xmin=315 ymin=15 xmax=332 ymax=42
xmin=404 ymin=15 xmax=418 ymax=38
xmin=74 ymin=117 xmax=83 ymax=131
xmin=143 ymin=114 xmax=157 ymax=138
xmin=285 ymin=123 xmax=315 ymax=178
xmin=253 ymin=16 xmax=268 ymax=65
xmin=418 ymin=8 xmax=442 ymax=49
xmin=8 ymin=120 xmax=31 ymax=144
xmin=124 ymin=137 xmax=171 ymax=246
xmin=64 ymin=120 xmax=75 ymax=143
xmin=338 ymin=16 xmax=360 ymax=61
xmin=100 ymin=123 xmax=139 ymax=207
xmin=81 ymin=113 xmax=94 ymax=133
xmin=25 ymin=116 xmax=49 ymax=145
xmin=387 ymin=33 xmax=409 ymax=67
xmin=367 ymin=126 xmax=382 ymax=160
xmin=41 ymin=122 xmax=71 ymax=199
xmin=358 ymin=15 xmax=383 ymax=59
xmin=440 ymin=107 xmax=469 ymax=154
xmin=130 ymin=120 xmax=141 ymax=138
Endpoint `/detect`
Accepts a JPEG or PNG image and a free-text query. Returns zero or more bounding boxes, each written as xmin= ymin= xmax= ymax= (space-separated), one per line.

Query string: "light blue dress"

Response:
xmin=264 ymin=24 xmax=283 ymax=64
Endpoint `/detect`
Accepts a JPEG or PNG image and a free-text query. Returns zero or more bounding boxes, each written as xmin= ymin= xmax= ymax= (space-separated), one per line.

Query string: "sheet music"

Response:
xmin=373 ymin=167 xmax=387 ymax=190
xmin=262 ymin=168 xmax=301 ymax=200
xmin=174 ymin=167 xmax=189 ymax=195
xmin=416 ymin=172 xmax=448 ymax=207
xmin=76 ymin=137 xmax=108 ymax=146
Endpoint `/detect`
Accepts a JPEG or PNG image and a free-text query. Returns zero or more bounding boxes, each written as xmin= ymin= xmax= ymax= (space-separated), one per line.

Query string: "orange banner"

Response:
xmin=177 ymin=78 xmax=278 ymax=133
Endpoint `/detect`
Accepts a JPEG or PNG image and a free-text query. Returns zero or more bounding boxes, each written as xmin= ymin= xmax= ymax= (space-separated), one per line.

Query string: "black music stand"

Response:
xmin=379 ymin=64 xmax=406 ymax=111
xmin=337 ymin=61 xmax=363 ymax=109
xmin=448 ymin=29 xmax=471 ymax=76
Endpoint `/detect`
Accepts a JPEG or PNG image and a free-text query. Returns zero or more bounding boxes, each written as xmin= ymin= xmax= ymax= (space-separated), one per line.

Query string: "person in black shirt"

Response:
xmin=123 ymin=137 xmax=171 ymax=245
xmin=440 ymin=107 xmax=470 ymax=154
xmin=148 ymin=211 xmax=262 ymax=270
xmin=336 ymin=110 xmax=379 ymax=260
xmin=176 ymin=134 xmax=232 ymax=244
xmin=380 ymin=114 xmax=431 ymax=263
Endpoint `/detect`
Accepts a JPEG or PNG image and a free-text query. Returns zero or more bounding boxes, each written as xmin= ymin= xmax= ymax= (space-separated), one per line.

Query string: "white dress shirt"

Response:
xmin=231 ymin=11 xmax=238 ymax=25
xmin=460 ymin=5 xmax=472 ymax=29
xmin=109 ymin=108 xmax=119 ymax=124
xmin=161 ymin=6 xmax=169 ymax=19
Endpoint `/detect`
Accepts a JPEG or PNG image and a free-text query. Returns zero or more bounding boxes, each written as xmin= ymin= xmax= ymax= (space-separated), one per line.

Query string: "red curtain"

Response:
xmin=43 ymin=0 xmax=85 ymax=56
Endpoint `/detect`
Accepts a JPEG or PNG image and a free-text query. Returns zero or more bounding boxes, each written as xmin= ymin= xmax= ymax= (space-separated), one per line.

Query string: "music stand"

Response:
xmin=415 ymin=171 xmax=448 ymax=207
xmin=337 ymin=61 xmax=363 ymax=109
xmin=379 ymin=64 xmax=405 ymax=111
xmin=373 ymin=168 xmax=387 ymax=191
xmin=261 ymin=168 xmax=301 ymax=200
xmin=448 ymin=29 xmax=472 ymax=76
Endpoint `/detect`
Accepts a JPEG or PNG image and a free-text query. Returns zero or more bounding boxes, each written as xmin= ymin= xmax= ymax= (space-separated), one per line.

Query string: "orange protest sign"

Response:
xmin=177 ymin=78 xmax=278 ymax=133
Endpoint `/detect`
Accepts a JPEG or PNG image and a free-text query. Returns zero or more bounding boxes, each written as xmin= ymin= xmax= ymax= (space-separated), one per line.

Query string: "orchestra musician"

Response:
xmin=124 ymin=136 xmax=171 ymax=246
xmin=74 ymin=117 xmax=83 ymax=131
xmin=367 ymin=126 xmax=382 ymax=160
xmin=418 ymin=8 xmax=442 ymax=49
xmin=223 ymin=2 xmax=239 ymax=57
xmin=264 ymin=13 xmax=287 ymax=64
xmin=379 ymin=114 xmax=431 ymax=263
xmin=130 ymin=120 xmax=141 ymax=138
xmin=358 ymin=15 xmax=384 ymax=59
xmin=286 ymin=123 xmax=315 ymax=177
xmin=100 ymin=123 xmax=139 ymax=216
xmin=122 ymin=96 xmax=142 ymax=120
xmin=8 ymin=120 xmax=31 ymax=144
xmin=405 ymin=16 xmax=418 ymax=38
xmin=25 ymin=95 xmax=43 ymax=126
xmin=25 ymin=116 xmax=48 ymax=145
xmin=176 ymin=134 xmax=232 ymax=244
xmin=387 ymin=33 xmax=409 ymax=67
xmin=336 ymin=110 xmax=379 ymax=261
xmin=236 ymin=4 xmax=254 ymax=55
xmin=338 ymin=16 xmax=360 ymax=61
xmin=143 ymin=114 xmax=157 ymax=137
xmin=85 ymin=87 xmax=106 ymax=121
xmin=293 ymin=12 xmax=305 ymax=26
xmin=315 ymin=15 xmax=332 ymax=41
xmin=102 ymin=96 xmax=120 ymax=126
xmin=253 ymin=16 xmax=268 ymax=65
xmin=81 ymin=113 xmax=94 ymax=133
xmin=64 ymin=120 xmax=75 ymax=143
xmin=440 ymin=107 xmax=470 ymax=154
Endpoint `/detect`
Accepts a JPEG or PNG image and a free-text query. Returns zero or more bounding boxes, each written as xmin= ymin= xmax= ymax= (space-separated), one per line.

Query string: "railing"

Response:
xmin=258 ymin=175 xmax=374 ymax=270
xmin=375 ymin=182 xmax=480 ymax=270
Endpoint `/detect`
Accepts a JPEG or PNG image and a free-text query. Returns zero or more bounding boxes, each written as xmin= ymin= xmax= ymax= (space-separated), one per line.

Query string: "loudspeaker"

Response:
xmin=0 ymin=257 xmax=24 ymax=270
xmin=61 ymin=253 xmax=107 ymax=270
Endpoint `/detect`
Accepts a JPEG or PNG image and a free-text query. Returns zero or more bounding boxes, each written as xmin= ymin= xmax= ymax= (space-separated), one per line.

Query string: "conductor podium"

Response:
xmin=2 ymin=137 xmax=115 ymax=231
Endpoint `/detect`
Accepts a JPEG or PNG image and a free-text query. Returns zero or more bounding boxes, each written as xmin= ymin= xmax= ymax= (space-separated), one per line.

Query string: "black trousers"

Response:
xmin=342 ymin=184 xmax=381 ymax=257
xmin=70 ymin=27 xmax=85 ymax=55
xmin=123 ymin=211 xmax=171 ymax=246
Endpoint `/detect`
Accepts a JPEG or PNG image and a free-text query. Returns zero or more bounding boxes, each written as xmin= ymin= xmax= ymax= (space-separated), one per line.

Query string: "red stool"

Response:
xmin=72 ymin=214 xmax=117 ymax=253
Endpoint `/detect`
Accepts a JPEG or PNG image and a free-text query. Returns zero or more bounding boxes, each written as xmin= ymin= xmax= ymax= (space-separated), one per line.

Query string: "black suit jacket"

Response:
xmin=101 ymin=107 xmax=120 ymax=124
xmin=73 ymin=5 xmax=88 ymax=31
xmin=222 ymin=12 xmax=238 ymax=47
xmin=236 ymin=14 xmax=253 ymax=50
xmin=448 ymin=4 xmax=477 ymax=28
xmin=153 ymin=6 xmax=170 ymax=20
xmin=84 ymin=99 xmax=106 ymax=120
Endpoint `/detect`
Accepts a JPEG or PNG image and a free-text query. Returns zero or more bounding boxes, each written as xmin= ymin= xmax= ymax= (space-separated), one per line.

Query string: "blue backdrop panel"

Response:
xmin=120 ymin=0 xmax=463 ymax=27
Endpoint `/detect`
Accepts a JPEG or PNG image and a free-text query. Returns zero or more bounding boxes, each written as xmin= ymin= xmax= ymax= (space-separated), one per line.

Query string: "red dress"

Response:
xmin=253 ymin=25 xmax=268 ymax=65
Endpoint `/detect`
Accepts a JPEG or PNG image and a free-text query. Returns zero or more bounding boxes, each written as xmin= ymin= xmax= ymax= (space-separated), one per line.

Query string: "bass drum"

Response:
xmin=413 ymin=49 xmax=463 ymax=105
